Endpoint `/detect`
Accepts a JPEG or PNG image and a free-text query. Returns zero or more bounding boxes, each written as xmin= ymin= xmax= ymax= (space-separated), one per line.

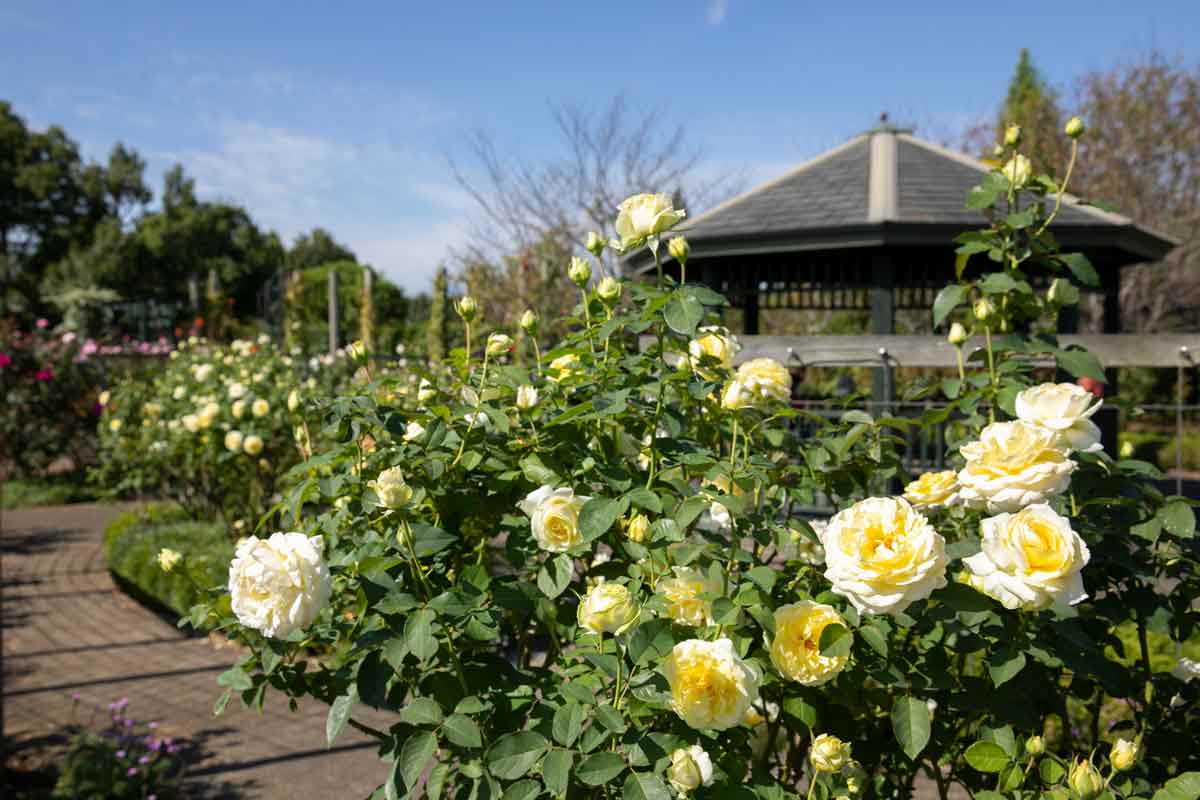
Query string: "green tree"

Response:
xmin=994 ymin=49 xmax=1068 ymax=172
xmin=287 ymin=227 xmax=357 ymax=271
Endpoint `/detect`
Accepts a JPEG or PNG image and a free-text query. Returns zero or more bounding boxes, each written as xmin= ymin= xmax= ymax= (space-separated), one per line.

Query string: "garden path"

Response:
xmin=2 ymin=503 xmax=390 ymax=799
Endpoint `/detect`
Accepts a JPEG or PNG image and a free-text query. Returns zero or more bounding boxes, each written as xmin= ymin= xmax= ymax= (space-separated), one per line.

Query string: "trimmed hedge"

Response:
xmin=1 ymin=477 xmax=97 ymax=509
xmin=104 ymin=504 xmax=234 ymax=618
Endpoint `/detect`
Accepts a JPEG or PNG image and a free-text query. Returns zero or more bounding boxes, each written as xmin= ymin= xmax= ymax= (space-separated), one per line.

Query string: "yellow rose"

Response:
xmin=615 ymin=192 xmax=686 ymax=251
xmin=519 ymin=485 xmax=590 ymax=552
xmin=810 ymin=733 xmax=851 ymax=773
xmin=486 ymin=333 xmax=513 ymax=357
xmin=666 ymin=745 xmax=713 ymax=795
xmin=657 ymin=566 xmax=721 ymax=627
xmin=157 ymin=548 xmax=182 ymax=573
xmin=1015 ymin=382 xmax=1103 ymax=453
xmin=242 ymin=434 xmax=264 ymax=456
xmin=577 ymin=581 xmax=639 ymax=635
xmin=821 ymin=497 xmax=948 ymax=616
xmin=287 ymin=388 xmax=300 ymax=412
xmin=903 ymin=470 xmax=959 ymax=510
xmin=963 ymin=503 xmax=1090 ymax=610
xmin=1110 ymin=738 xmax=1138 ymax=772
xmin=626 ymin=513 xmax=650 ymax=543
xmin=1002 ymin=154 xmax=1032 ymax=188
xmin=108 ymin=419 xmax=123 ymax=433
xmin=957 ymin=421 xmax=1076 ymax=513
xmin=370 ymin=466 xmax=413 ymax=509
xmin=224 ymin=430 xmax=244 ymax=453
xmin=596 ymin=276 xmax=622 ymax=304
xmin=688 ymin=326 xmax=739 ymax=375
xmin=252 ymin=398 xmax=270 ymax=418
xmin=769 ymin=602 xmax=850 ymax=686
xmin=232 ymin=399 xmax=247 ymax=419
xmin=98 ymin=390 xmax=111 ymax=406
xmin=661 ymin=638 xmax=759 ymax=730
xmin=548 ymin=353 xmax=582 ymax=382
xmin=733 ymin=358 xmax=792 ymax=406
xmin=720 ymin=379 xmax=748 ymax=410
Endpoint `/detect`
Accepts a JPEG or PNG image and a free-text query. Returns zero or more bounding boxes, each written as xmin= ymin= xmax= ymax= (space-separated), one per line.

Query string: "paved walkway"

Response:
xmin=2 ymin=503 xmax=391 ymax=799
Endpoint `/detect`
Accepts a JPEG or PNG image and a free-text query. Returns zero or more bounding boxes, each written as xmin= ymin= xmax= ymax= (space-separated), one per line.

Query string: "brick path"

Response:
xmin=2 ymin=503 xmax=392 ymax=799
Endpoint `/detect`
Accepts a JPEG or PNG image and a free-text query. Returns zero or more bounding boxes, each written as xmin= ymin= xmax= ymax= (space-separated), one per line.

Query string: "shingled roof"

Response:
xmin=626 ymin=121 xmax=1175 ymax=271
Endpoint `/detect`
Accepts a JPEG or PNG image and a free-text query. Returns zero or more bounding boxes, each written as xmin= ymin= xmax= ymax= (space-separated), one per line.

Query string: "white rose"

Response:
xmin=821 ymin=497 xmax=948 ymax=616
xmin=519 ymin=485 xmax=590 ymax=552
xmin=192 ymin=363 xmax=213 ymax=382
xmin=242 ymin=434 xmax=264 ymax=456
xmin=577 ymin=581 xmax=640 ymax=635
xmin=903 ymin=470 xmax=960 ymax=510
xmin=688 ymin=326 xmax=739 ymax=375
xmin=370 ymin=466 xmax=414 ymax=509
xmin=516 ymin=385 xmax=539 ymax=411
xmin=228 ymin=532 xmax=330 ymax=638
xmin=1002 ymin=154 xmax=1032 ymax=188
xmin=485 ymin=333 xmax=513 ymax=357
xmin=958 ymin=421 xmax=1076 ymax=513
xmin=251 ymin=398 xmax=270 ymax=418
xmin=615 ymin=192 xmax=687 ymax=251
xmin=963 ymin=504 xmax=1091 ymax=610
xmin=661 ymin=637 xmax=759 ymax=730
xmin=417 ymin=378 xmax=436 ymax=403
xmin=657 ymin=566 xmax=722 ymax=627
xmin=1171 ymin=657 xmax=1200 ymax=682
xmin=287 ymin=388 xmax=300 ymax=412
xmin=403 ymin=421 xmax=426 ymax=442
xmin=172 ymin=386 xmax=186 ymax=400
xmin=231 ymin=399 xmax=246 ymax=419
xmin=1015 ymin=382 xmax=1103 ymax=453
xmin=182 ymin=414 xmax=200 ymax=433
xmin=667 ymin=745 xmax=714 ymax=795
xmin=228 ymin=382 xmax=248 ymax=400
xmin=224 ymin=430 xmax=244 ymax=453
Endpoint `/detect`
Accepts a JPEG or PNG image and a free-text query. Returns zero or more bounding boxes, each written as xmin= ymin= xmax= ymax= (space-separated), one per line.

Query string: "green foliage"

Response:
xmin=0 ymin=477 xmax=96 ymax=509
xmin=52 ymin=700 xmax=184 ymax=799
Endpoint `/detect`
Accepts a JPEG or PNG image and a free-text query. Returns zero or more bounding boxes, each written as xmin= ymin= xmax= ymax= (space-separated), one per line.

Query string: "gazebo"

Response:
xmin=624 ymin=117 xmax=1180 ymax=399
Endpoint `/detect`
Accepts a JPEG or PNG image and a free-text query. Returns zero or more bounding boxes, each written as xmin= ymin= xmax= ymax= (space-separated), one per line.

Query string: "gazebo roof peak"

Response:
xmin=865 ymin=112 xmax=913 ymax=136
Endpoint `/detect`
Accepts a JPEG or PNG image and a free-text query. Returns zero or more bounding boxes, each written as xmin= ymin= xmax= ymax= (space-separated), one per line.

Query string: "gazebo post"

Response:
xmin=1096 ymin=263 xmax=1122 ymax=453
xmin=870 ymin=252 xmax=895 ymax=413
xmin=743 ymin=290 xmax=760 ymax=335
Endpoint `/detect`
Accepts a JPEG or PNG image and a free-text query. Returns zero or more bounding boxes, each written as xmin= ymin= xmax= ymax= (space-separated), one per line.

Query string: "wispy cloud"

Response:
xmin=706 ymin=0 xmax=729 ymax=26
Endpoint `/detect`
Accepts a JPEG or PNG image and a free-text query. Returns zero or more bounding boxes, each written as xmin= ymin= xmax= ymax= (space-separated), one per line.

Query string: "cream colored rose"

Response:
xmin=417 ymin=378 xmax=436 ymax=403
xmin=661 ymin=638 xmax=759 ymax=730
xmin=287 ymin=388 xmax=300 ymax=412
xmin=403 ymin=421 xmax=426 ymax=442
xmin=688 ymin=327 xmax=739 ymax=375
xmin=733 ymin=358 xmax=792 ymax=406
xmin=1110 ymin=738 xmax=1138 ymax=772
xmin=769 ymin=602 xmax=850 ymax=686
xmin=157 ymin=548 xmax=182 ymax=573
xmin=903 ymin=470 xmax=960 ymax=510
xmin=172 ymin=386 xmax=186 ymax=400
xmin=182 ymin=414 xmax=200 ymax=433
xmin=821 ymin=497 xmax=948 ymax=616
xmin=98 ymin=390 xmax=111 ymax=406
xmin=626 ymin=513 xmax=650 ymax=543
xmin=516 ymin=385 xmax=539 ymax=411
xmin=232 ymin=399 xmax=246 ymax=419
xmin=108 ymin=419 xmax=123 ymax=433
xmin=192 ymin=363 xmax=213 ymax=382
xmin=228 ymin=382 xmax=248 ymax=400
xmin=810 ymin=734 xmax=851 ymax=773
xmin=548 ymin=353 xmax=582 ymax=382
xmin=251 ymin=398 xmax=270 ymax=418
xmin=1015 ymin=382 xmax=1103 ymax=453
xmin=963 ymin=503 xmax=1090 ymax=610
xmin=615 ymin=192 xmax=686 ymax=251
xmin=519 ymin=485 xmax=590 ymax=552
xmin=957 ymin=421 xmax=1076 ymax=513
xmin=242 ymin=435 xmax=264 ymax=456
xmin=224 ymin=430 xmax=244 ymax=453
xmin=1002 ymin=154 xmax=1032 ymax=187
xmin=657 ymin=566 xmax=721 ymax=627
xmin=577 ymin=581 xmax=639 ymax=635
xmin=667 ymin=745 xmax=714 ymax=795
xmin=486 ymin=333 xmax=513 ymax=357
xmin=370 ymin=466 xmax=414 ymax=509
xmin=228 ymin=532 xmax=330 ymax=638
xmin=721 ymin=380 xmax=748 ymax=410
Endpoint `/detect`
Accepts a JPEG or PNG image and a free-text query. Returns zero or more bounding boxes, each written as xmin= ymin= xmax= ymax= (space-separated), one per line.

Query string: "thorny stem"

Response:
xmin=581 ymin=288 xmax=596 ymax=355
xmin=984 ymin=325 xmax=997 ymax=422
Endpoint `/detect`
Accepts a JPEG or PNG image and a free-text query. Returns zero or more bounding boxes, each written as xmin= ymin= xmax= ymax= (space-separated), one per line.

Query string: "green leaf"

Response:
xmin=501 ymin=780 xmax=542 ymax=800
xmin=858 ymin=625 xmax=888 ymax=658
xmin=1060 ymin=252 xmax=1100 ymax=287
xmin=398 ymin=696 xmax=444 ymax=726
xmin=935 ymin=581 xmax=994 ymax=612
xmin=626 ymin=487 xmax=663 ymax=514
xmin=399 ymin=730 xmax=438 ymax=790
xmin=410 ymin=523 xmax=457 ymax=557
xmin=426 ymin=762 xmax=450 ymax=800
xmin=782 ymin=696 xmax=819 ymax=730
xmin=988 ymin=647 xmax=1027 ymax=687
xmin=1055 ymin=348 xmax=1106 ymax=382
xmin=552 ymin=702 xmax=586 ymax=746
xmin=487 ymin=731 xmax=549 ymax=780
xmin=664 ymin=289 xmax=704 ymax=336
xmin=442 ymin=714 xmax=483 ymax=749
xmin=963 ymin=741 xmax=1010 ymax=773
xmin=577 ymin=752 xmax=626 ymax=786
xmin=1152 ymin=772 xmax=1200 ymax=800
xmin=1039 ymin=758 xmax=1066 ymax=785
xmin=327 ymin=691 xmax=356 ymax=746
xmin=966 ymin=185 xmax=999 ymax=210
xmin=543 ymin=749 xmax=573 ymax=796
xmin=405 ymin=608 xmax=439 ymax=661
xmin=1161 ymin=500 xmax=1196 ymax=538
xmin=579 ymin=497 xmax=627 ymax=542
xmin=538 ymin=554 xmax=575 ymax=599
xmin=933 ymin=284 xmax=968 ymax=327
xmin=891 ymin=696 xmax=931 ymax=760
xmin=213 ymin=688 xmax=232 ymax=717
xmin=623 ymin=772 xmax=673 ymax=800
xmin=1006 ymin=209 xmax=1035 ymax=229
xmin=818 ymin=624 xmax=852 ymax=658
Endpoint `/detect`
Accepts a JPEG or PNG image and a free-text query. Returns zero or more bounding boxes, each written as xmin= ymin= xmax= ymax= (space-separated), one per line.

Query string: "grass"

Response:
xmin=1 ymin=477 xmax=97 ymax=509
xmin=103 ymin=504 xmax=235 ymax=619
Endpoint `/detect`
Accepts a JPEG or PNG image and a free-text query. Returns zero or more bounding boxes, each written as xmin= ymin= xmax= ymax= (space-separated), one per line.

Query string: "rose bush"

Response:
xmin=188 ymin=125 xmax=1198 ymax=800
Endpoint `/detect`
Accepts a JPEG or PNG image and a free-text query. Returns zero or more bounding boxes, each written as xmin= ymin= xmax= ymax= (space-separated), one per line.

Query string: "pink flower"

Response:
xmin=35 ymin=369 xmax=53 ymax=382
xmin=82 ymin=340 xmax=98 ymax=355
xmin=35 ymin=318 xmax=49 ymax=329
xmin=0 ymin=353 xmax=10 ymax=368
xmin=62 ymin=332 xmax=77 ymax=345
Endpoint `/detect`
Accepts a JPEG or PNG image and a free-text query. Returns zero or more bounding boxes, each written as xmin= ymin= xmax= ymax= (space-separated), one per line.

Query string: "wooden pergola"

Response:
xmin=624 ymin=118 xmax=1182 ymax=393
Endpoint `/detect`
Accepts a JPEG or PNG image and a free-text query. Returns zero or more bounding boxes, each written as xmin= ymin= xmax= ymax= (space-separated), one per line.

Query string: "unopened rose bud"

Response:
xmin=973 ymin=298 xmax=996 ymax=324
xmin=1004 ymin=124 xmax=1021 ymax=147
xmin=627 ymin=513 xmax=650 ymax=543
xmin=948 ymin=322 xmax=969 ymax=347
xmin=519 ymin=309 xmax=538 ymax=335
xmin=1068 ymin=758 xmax=1104 ymax=800
xmin=516 ymin=384 xmax=539 ymax=411
xmin=585 ymin=231 xmax=607 ymax=257
xmin=486 ymin=333 xmax=513 ymax=357
xmin=454 ymin=296 xmax=478 ymax=322
xmin=1110 ymin=738 xmax=1139 ymax=772
xmin=668 ymin=235 xmax=690 ymax=265
xmin=1065 ymin=116 xmax=1086 ymax=139
xmin=596 ymin=276 xmax=622 ymax=305
xmin=568 ymin=256 xmax=591 ymax=288
xmin=1025 ymin=735 xmax=1044 ymax=756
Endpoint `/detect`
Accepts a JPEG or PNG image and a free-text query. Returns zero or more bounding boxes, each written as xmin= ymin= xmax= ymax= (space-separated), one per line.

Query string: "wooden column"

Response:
xmin=870 ymin=252 xmax=895 ymax=412
xmin=1098 ymin=263 xmax=1121 ymax=453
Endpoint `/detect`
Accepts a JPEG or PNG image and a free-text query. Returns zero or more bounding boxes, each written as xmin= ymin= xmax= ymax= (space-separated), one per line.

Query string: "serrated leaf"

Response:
xmin=933 ymin=284 xmax=968 ymax=327
xmin=399 ymin=730 xmax=437 ymax=789
xmin=538 ymin=554 xmax=574 ymax=598
xmin=1060 ymin=252 xmax=1100 ymax=287
xmin=487 ymin=731 xmax=548 ymax=780
xmin=964 ymin=741 xmax=1010 ymax=773
xmin=501 ymin=779 xmax=542 ymax=800
xmin=426 ymin=762 xmax=450 ymax=800
xmin=327 ymin=691 xmax=356 ymax=746
xmin=577 ymin=752 xmax=626 ymax=786
xmin=988 ymin=647 xmax=1026 ymax=687
xmin=1152 ymin=771 xmax=1200 ymax=800
xmin=1056 ymin=348 xmax=1106 ymax=382
xmin=1039 ymin=757 xmax=1066 ymax=785
xmin=891 ymin=696 xmax=931 ymax=760
xmin=443 ymin=713 xmax=483 ymax=748
xmin=410 ymin=523 xmax=457 ymax=557
xmin=1161 ymin=500 xmax=1196 ymax=538
xmin=858 ymin=625 xmax=888 ymax=658
xmin=579 ymin=497 xmax=626 ymax=542
xmin=543 ymin=749 xmax=573 ymax=796
xmin=664 ymin=289 xmax=704 ymax=336
xmin=405 ymin=608 xmax=439 ymax=661
xmin=818 ymin=624 xmax=852 ymax=658
xmin=552 ymin=702 xmax=585 ymax=746
xmin=623 ymin=772 xmax=673 ymax=800
xmin=398 ymin=696 xmax=443 ymax=726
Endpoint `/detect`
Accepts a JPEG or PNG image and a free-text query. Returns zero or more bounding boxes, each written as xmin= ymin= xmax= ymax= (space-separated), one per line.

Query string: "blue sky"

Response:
xmin=2 ymin=2 xmax=1196 ymax=293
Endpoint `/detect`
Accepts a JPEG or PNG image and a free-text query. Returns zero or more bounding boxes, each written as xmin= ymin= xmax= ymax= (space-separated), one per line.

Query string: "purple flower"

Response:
xmin=148 ymin=721 xmax=159 ymax=730
xmin=126 ymin=767 xmax=138 ymax=777
xmin=116 ymin=749 xmax=127 ymax=758
xmin=166 ymin=744 xmax=180 ymax=754
xmin=123 ymin=718 xmax=134 ymax=728
xmin=139 ymin=755 xmax=151 ymax=765
xmin=71 ymin=692 xmax=81 ymax=701
xmin=115 ymin=697 xmax=129 ymax=709
xmin=146 ymin=737 xmax=160 ymax=750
